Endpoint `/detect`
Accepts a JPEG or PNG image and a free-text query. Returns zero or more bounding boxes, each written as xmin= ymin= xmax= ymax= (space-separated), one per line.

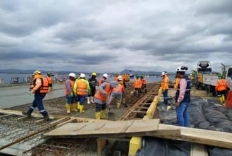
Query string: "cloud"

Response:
xmin=0 ymin=0 xmax=232 ymax=73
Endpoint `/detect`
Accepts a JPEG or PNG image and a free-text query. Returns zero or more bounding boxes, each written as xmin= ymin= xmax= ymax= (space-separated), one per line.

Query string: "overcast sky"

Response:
xmin=0 ymin=0 xmax=232 ymax=73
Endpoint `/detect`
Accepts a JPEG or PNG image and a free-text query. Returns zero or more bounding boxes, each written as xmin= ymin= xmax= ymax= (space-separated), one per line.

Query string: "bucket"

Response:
xmin=225 ymin=90 xmax=232 ymax=108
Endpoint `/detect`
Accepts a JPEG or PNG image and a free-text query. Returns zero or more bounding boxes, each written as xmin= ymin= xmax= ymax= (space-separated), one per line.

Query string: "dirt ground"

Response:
xmin=10 ymin=83 xmax=158 ymax=120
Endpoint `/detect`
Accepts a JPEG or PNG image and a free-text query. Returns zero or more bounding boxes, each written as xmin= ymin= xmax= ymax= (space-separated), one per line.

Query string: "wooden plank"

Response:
xmin=44 ymin=119 xmax=160 ymax=137
xmin=191 ymin=144 xmax=208 ymax=156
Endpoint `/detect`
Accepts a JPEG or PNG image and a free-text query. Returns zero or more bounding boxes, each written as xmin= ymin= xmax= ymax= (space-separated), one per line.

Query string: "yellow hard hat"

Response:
xmin=92 ymin=72 xmax=97 ymax=76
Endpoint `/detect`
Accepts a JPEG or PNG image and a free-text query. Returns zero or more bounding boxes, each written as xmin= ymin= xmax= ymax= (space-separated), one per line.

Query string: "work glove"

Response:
xmin=29 ymin=90 xmax=34 ymax=95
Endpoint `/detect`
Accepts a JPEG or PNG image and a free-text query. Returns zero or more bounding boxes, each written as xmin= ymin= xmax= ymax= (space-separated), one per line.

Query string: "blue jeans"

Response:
xmin=163 ymin=89 xmax=168 ymax=104
xmin=77 ymin=95 xmax=86 ymax=105
xmin=176 ymin=101 xmax=190 ymax=127
xmin=28 ymin=93 xmax=48 ymax=116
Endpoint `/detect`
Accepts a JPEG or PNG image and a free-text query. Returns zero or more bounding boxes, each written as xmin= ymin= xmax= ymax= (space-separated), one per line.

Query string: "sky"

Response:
xmin=0 ymin=0 xmax=232 ymax=73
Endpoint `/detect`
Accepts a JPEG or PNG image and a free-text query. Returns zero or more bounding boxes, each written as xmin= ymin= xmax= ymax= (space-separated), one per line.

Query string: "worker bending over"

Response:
xmin=87 ymin=72 xmax=98 ymax=104
xmin=22 ymin=70 xmax=51 ymax=121
xmin=64 ymin=73 xmax=76 ymax=113
xmin=108 ymin=76 xmax=125 ymax=109
xmin=175 ymin=66 xmax=191 ymax=127
xmin=134 ymin=75 xmax=142 ymax=97
xmin=94 ymin=81 xmax=118 ymax=119
xmin=73 ymin=73 xmax=91 ymax=113
xmin=215 ymin=73 xmax=228 ymax=104
xmin=161 ymin=71 xmax=169 ymax=104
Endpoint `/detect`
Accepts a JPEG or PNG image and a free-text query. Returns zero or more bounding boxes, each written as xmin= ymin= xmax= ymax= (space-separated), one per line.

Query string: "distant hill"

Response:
xmin=119 ymin=69 xmax=174 ymax=76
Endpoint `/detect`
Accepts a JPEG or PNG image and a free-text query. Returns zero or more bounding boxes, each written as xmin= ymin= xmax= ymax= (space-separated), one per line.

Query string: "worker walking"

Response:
xmin=64 ymin=73 xmax=76 ymax=113
xmin=94 ymin=81 xmax=118 ymax=119
xmin=87 ymin=72 xmax=98 ymax=104
xmin=47 ymin=73 xmax=53 ymax=92
xmin=22 ymin=70 xmax=51 ymax=121
xmin=215 ymin=73 xmax=228 ymax=104
xmin=99 ymin=73 xmax=108 ymax=85
xmin=73 ymin=73 xmax=91 ymax=114
xmin=161 ymin=71 xmax=169 ymax=104
xmin=133 ymin=75 xmax=142 ymax=97
xmin=141 ymin=76 xmax=147 ymax=93
xmin=175 ymin=66 xmax=191 ymax=127
xmin=108 ymin=76 xmax=125 ymax=109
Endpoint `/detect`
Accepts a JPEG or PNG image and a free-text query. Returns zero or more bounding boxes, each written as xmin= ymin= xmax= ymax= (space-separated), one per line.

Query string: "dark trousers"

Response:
xmin=163 ymin=89 xmax=168 ymax=104
xmin=28 ymin=93 xmax=48 ymax=116
xmin=95 ymin=103 xmax=106 ymax=112
xmin=89 ymin=87 xmax=96 ymax=96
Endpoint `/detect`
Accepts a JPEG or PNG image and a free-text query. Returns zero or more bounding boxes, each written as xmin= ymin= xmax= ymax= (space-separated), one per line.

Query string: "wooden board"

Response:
xmin=191 ymin=144 xmax=208 ymax=156
xmin=44 ymin=119 xmax=160 ymax=137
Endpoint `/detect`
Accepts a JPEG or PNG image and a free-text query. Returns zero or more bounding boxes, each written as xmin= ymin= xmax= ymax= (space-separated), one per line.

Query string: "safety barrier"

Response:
xmin=128 ymin=87 xmax=162 ymax=156
xmin=226 ymin=90 xmax=232 ymax=108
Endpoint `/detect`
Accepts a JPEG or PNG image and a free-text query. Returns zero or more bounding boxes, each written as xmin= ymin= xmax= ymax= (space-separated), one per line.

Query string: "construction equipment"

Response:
xmin=195 ymin=61 xmax=232 ymax=95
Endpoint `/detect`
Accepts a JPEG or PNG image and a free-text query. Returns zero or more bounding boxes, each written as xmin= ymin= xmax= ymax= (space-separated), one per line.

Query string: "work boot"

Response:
xmin=65 ymin=104 xmax=71 ymax=113
xmin=90 ymin=96 xmax=95 ymax=103
xmin=95 ymin=112 xmax=101 ymax=120
xmin=71 ymin=103 xmax=77 ymax=112
xmin=22 ymin=111 xmax=31 ymax=118
xmin=76 ymin=102 xmax=80 ymax=112
xmin=87 ymin=97 xmax=90 ymax=104
xmin=100 ymin=110 xmax=107 ymax=119
xmin=43 ymin=114 xmax=51 ymax=121
xmin=79 ymin=105 xmax=85 ymax=114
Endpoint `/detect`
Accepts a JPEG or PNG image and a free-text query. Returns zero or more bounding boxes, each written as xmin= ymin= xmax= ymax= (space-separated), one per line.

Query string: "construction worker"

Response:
xmin=134 ymin=75 xmax=142 ymax=97
xmin=114 ymin=74 xmax=118 ymax=81
xmin=108 ymin=76 xmax=125 ymax=109
xmin=174 ymin=74 xmax=181 ymax=90
xmin=161 ymin=71 xmax=169 ymax=104
xmin=22 ymin=70 xmax=51 ymax=121
xmin=99 ymin=73 xmax=108 ymax=85
xmin=215 ymin=73 xmax=228 ymax=104
xmin=87 ymin=72 xmax=98 ymax=104
xmin=64 ymin=73 xmax=76 ymax=113
xmin=73 ymin=73 xmax=91 ymax=113
xmin=175 ymin=66 xmax=191 ymax=127
xmin=141 ymin=76 xmax=147 ymax=93
xmin=94 ymin=81 xmax=118 ymax=119
xmin=47 ymin=73 xmax=53 ymax=92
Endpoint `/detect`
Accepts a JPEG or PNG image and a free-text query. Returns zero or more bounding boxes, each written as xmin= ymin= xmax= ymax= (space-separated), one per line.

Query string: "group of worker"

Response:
xmin=162 ymin=66 xmax=229 ymax=128
xmin=133 ymin=75 xmax=147 ymax=97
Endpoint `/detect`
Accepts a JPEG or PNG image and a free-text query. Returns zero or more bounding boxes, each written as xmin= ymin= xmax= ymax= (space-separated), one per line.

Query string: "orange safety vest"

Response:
xmin=161 ymin=75 xmax=169 ymax=89
xmin=113 ymin=84 xmax=124 ymax=93
xmin=141 ymin=78 xmax=147 ymax=85
xmin=47 ymin=77 xmax=53 ymax=84
xmin=174 ymin=78 xmax=180 ymax=89
xmin=65 ymin=80 xmax=74 ymax=95
xmin=134 ymin=79 xmax=142 ymax=88
xmin=75 ymin=80 xmax=88 ymax=95
xmin=114 ymin=77 xmax=118 ymax=81
xmin=95 ymin=83 xmax=111 ymax=101
xmin=33 ymin=78 xmax=49 ymax=94
xmin=216 ymin=79 xmax=228 ymax=91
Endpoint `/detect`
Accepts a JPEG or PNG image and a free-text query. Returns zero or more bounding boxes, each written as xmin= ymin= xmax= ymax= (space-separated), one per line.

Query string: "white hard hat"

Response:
xmin=162 ymin=71 xmax=167 ymax=75
xmin=176 ymin=66 xmax=188 ymax=72
xmin=80 ymin=73 xmax=86 ymax=78
xmin=103 ymin=73 xmax=108 ymax=78
xmin=69 ymin=73 xmax=76 ymax=78
xmin=118 ymin=75 xmax=123 ymax=81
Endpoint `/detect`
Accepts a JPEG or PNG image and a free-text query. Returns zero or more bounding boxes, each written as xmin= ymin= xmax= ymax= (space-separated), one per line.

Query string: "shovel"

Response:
xmin=107 ymin=106 xmax=115 ymax=120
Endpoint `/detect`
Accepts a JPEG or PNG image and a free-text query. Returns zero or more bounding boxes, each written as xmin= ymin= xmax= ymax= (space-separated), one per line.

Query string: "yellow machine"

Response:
xmin=122 ymin=74 xmax=130 ymax=82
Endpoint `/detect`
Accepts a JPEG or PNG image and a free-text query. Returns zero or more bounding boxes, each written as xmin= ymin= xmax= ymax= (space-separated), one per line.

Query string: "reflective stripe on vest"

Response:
xmin=76 ymin=80 xmax=88 ymax=95
xmin=95 ymin=83 xmax=111 ymax=101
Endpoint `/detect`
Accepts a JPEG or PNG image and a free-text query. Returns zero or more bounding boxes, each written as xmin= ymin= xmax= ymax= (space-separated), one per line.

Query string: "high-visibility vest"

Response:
xmin=33 ymin=78 xmax=49 ymax=94
xmin=216 ymin=79 xmax=228 ymax=91
xmin=95 ymin=83 xmax=111 ymax=101
xmin=141 ymin=78 xmax=147 ymax=85
xmin=134 ymin=79 xmax=142 ymax=88
xmin=75 ymin=79 xmax=88 ymax=95
xmin=174 ymin=78 xmax=180 ymax=89
xmin=113 ymin=84 xmax=124 ymax=93
xmin=47 ymin=77 xmax=53 ymax=84
xmin=161 ymin=75 xmax=169 ymax=89
xmin=65 ymin=79 xmax=74 ymax=95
